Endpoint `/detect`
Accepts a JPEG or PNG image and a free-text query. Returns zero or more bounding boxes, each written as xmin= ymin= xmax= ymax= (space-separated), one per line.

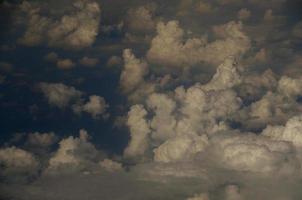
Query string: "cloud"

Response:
xmin=146 ymin=20 xmax=250 ymax=67
xmin=44 ymin=52 xmax=59 ymax=62
xmin=0 ymin=61 xmax=13 ymax=73
xmin=237 ymin=8 xmax=251 ymax=20
xmin=26 ymin=132 xmax=57 ymax=148
xmin=262 ymin=115 xmax=302 ymax=148
xmin=79 ymin=56 xmax=99 ymax=67
xmin=45 ymin=129 xmax=100 ymax=173
xmin=72 ymin=95 xmax=109 ymax=119
xmin=186 ymin=193 xmax=210 ymax=200
xmin=153 ymin=134 xmax=208 ymax=163
xmin=99 ymin=159 xmax=123 ymax=172
xmin=125 ymin=4 xmax=156 ymax=33
xmin=56 ymin=59 xmax=76 ymax=70
xmin=18 ymin=0 xmax=101 ymax=50
xmin=39 ymin=82 xmax=109 ymax=119
xmin=107 ymin=55 xmax=122 ymax=67
xmin=123 ymin=105 xmax=151 ymax=159
xmin=39 ymin=83 xmax=82 ymax=108
xmin=0 ymin=147 xmax=39 ymax=177
xmin=120 ymin=49 xmax=149 ymax=94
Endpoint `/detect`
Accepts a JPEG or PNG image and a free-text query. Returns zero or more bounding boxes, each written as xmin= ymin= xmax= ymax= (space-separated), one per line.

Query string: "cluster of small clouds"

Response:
xmin=39 ymin=82 xmax=108 ymax=119
xmin=18 ymin=0 xmax=101 ymax=50
xmin=1 ymin=0 xmax=302 ymax=199
xmin=45 ymin=52 xmax=99 ymax=70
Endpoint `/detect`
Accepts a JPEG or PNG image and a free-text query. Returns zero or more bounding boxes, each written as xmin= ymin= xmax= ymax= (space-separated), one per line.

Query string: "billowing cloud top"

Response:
xmin=1 ymin=0 xmax=302 ymax=199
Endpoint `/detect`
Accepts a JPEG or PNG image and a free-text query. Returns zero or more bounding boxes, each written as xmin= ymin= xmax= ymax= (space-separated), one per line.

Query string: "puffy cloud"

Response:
xmin=124 ymin=105 xmax=151 ymax=159
xmin=194 ymin=1 xmax=214 ymax=15
xmin=56 ymin=59 xmax=76 ymax=70
xmin=26 ymin=132 xmax=57 ymax=147
xmin=44 ymin=52 xmax=59 ymax=62
xmin=201 ymin=56 xmax=241 ymax=91
xmin=224 ymin=185 xmax=243 ymax=200
xmin=187 ymin=193 xmax=210 ymax=200
xmin=262 ymin=115 xmax=302 ymax=148
xmin=107 ymin=55 xmax=122 ymax=67
xmin=277 ymin=76 xmax=302 ymax=98
xmin=126 ymin=4 xmax=156 ymax=33
xmin=238 ymin=69 xmax=277 ymax=102
xmin=208 ymin=131 xmax=298 ymax=173
xmin=0 ymin=61 xmax=13 ymax=73
xmin=120 ymin=49 xmax=149 ymax=93
xmin=46 ymin=129 xmax=99 ymax=173
xmin=146 ymin=93 xmax=176 ymax=142
xmin=147 ymin=20 xmax=250 ymax=67
xmin=0 ymin=147 xmax=39 ymax=177
xmin=39 ymin=83 xmax=82 ymax=108
xmin=99 ymin=159 xmax=123 ymax=172
xmin=237 ymin=8 xmax=251 ymax=20
xmin=154 ymin=135 xmax=208 ymax=163
xmin=19 ymin=0 xmax=101 ymax=50
xmin=73 ymin=95 xmax=109 ymax=119
xmin=79 ymin=56 xmax=99 ymax=67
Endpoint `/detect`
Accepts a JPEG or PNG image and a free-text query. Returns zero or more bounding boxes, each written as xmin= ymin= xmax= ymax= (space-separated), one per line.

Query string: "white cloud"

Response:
xmin=238 ymin=8 xmax=251 ymax=20
xmin=208 ymin=131 xmax=298 ymax=173
xmin=154 ymin=135 xmax=208 ymax=163
xmin=277 ymin=76 xmax=302 ymax=98
xmin=147 ymin=20 xmax=250 ymax=67
xmin=146 ymin=93 xmax=176 ymax=142
xmin=44 ymin=52 xmax=59 ymax=62
xmin=19 ymin=0 xmax=101 ymax=50
xmin=73 ymin=95 xmax=109 ymax=119
xmin=39 ymin=82 xmax=82 ymax=108
xmin=124 ymin=105 xmax=151 ymax=159
xmin=56 ymin=59 xmax=75 ymax=70
xmin=79 ymin=56 xmax=99 ymax=67
xmin=99 ymin=159 xmax=123 ymax=172
xmin=187 ymin=193 xmax=210 ymax=200
xmin=26 ymin=132 xmax=57 ymax=147
xmin=46 ymin=129 xmax=99 ymax=173
xmin=126 ymin=4 xmax=156 ymax=33
xmin=0 ymin=147 xmax=39 ymax=176
xmin=262 ymin=115 xmax=302 ymax=148
xmin=120 ymin=49 xmax=149 ymax=94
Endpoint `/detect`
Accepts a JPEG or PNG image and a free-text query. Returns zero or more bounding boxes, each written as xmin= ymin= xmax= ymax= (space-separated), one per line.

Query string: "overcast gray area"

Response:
xmin=1 ymin=0 xmax=302 ymax=199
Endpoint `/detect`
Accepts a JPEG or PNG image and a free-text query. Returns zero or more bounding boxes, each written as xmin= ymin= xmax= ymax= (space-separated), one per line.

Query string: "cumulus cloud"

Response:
xmin=125 ymin=4 xmax=156 ymax=33
xmin=39 ymin=83 xmax=109 ymax=119
xmin=99 ymin=159 xmax=123 ymax=172
xmin=262 ymin=115 xmax=302 ymax=148
xmin=44 ymin=52 xmax=59 ymax=62
xmin=147 ymin=20 xmax=250 ymax=67
xmin=72 ymin=95 xmax=109 ymax=119
xmin=18 ymin=0 xmax=101 ymax=50
xmin=187 ymin=193 xmax=210 ymax=200
xmin=237 ymin=8 xmax=251 ymax=20
xmin=39 ymin=82 xmax=82 ymax=108
xmin=120 ymin=49 xmax=149 ymax=94
xmin=0 ymin=147 xmax=39 ymax=177
xmin=79 ymin=56 xmax=99 ymax=67
xmin=46 ymin=129 xmax=99 ymax=173
xmin=56 ymin=58 xmax=76 ymax=70
xmin=123 ymin=105 xmax=151 ymax=159
xmin=154 ymin=135 xmax=208 ymax=163
xmin=26 ymin=132 xmax=57 ymax=147
xmin=2 ymin=0 xmax=302 ymax=199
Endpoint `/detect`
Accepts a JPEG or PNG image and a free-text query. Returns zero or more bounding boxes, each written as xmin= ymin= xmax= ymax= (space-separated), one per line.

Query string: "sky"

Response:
xmin=0 ymin=0 xmax=302 ymax=199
